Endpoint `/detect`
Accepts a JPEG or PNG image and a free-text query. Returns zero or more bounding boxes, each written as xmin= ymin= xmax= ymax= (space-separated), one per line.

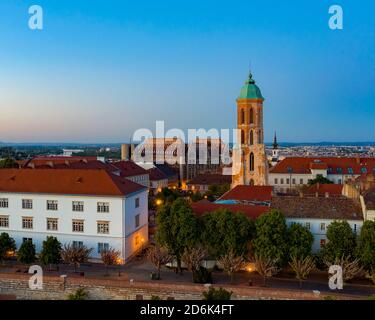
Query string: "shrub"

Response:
xmin=202 ymin=287 xmax=232 ymax=300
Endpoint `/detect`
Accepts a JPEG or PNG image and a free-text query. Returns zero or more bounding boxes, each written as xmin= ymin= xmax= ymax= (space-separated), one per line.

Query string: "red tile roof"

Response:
xmin=187 ymin=174 xmax=232 ymax=186
xmin=191 ymin=200 xmax=269 ymax=220
xmin=0 ymin=169 xmax=146 ymax=197
xmin=148 ymin=168 xmax=168 ymax=181
xmin=219 ymin=185 xmax=273 ymax=202
xmin=270 ymin=157 xmax=375 ymax=175
xmin=111 ymin=161 xmax=149 ymax=177
xmin=364 ymin=188 xmax=375 ymax=210
xmin=271 ymin=196 xmax=363 ymax=220
xmin=305 ymin=184 xmax=343 ymax=196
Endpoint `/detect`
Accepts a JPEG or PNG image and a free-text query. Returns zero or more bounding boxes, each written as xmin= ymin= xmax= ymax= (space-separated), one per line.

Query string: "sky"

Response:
xmin=0 ymin=0 xmax=374 ymax=143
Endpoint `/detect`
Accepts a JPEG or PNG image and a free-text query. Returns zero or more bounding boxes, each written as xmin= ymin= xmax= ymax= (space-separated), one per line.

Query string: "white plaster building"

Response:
xmin=269 ymin=157 xmax=375 ymax=193
xmin=0 ymin=169 xmax=148 ymax=263
xmin=271 ymin=196 xmax=363 ymax=252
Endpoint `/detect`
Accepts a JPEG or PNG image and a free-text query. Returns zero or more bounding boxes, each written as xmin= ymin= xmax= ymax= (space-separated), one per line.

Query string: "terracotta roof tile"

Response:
xmin=270 ymin=157 xmax=375 ymax=175
xmin=220 ymin=185 xmax=273 ymax=202
xmin=187 ymin=174 xmax=232 ymax=186
xmin=305 ymin=184 xmax=343 ymax=196
xmin=270 ymin=196 xmax=363 ymax=220
xmin=0 ymin=169 xmax=145 ymax=197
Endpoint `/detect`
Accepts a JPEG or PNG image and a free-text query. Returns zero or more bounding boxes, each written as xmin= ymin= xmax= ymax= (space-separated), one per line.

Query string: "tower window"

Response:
xmin=249 ymin=152 xmax=255 ymax=172
xmin=241 ymin=109 xmax=245 ymax=124
xmin=249 ymin=108 xmax=254 ymax=124
xmin=249 ymin=130 xmax=254 ymax=145
xmin=258 ymin=130 xmax=262 ymax=144
xmin=241 ymin=130 xmax=245 ymax=144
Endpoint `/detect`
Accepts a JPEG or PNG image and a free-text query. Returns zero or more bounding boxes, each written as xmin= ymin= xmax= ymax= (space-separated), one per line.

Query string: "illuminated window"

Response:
xmin=22 ymin=217 xmax=33 ymax=229
xmin=47 ymin=218 xmax=58 ymax=231
xmin=0 ymin=216 xmax=9 ymax=228
xmin=97 ymin=221 xmax=109 ymax=234
xmin=72 ymin=220 xmax=84 ymax=232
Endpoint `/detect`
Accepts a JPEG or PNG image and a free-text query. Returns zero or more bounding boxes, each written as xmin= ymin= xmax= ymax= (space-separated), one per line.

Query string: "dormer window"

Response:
xmin=348 ymin=167 xmax=354 ymax=174
xmin=361 ymin=167 xmax=367 ymax=174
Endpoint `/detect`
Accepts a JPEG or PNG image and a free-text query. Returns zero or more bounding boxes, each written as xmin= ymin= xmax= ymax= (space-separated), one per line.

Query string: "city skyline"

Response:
xmin=1 ymin=0 xmax=374 ymax=143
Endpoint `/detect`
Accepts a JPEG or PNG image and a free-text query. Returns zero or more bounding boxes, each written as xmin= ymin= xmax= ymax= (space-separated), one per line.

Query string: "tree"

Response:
xmin=61 ymin=243 xmax=92 ymax=272
xmin=289 ymin=255 xmax=315 ymax=288
xmin=287 ymin=223 xmax=313 ymax=260
xmin=254 ymin=254 xmax=280 ymax=286
xmin=17 ymin=240 xmax=36 ymax=264
xmin=181 ymin=246 xmax=206 ymax=282
xmin=0 ymin=158 xmax=18 ymax=168
xmin=40 ymin=236 xmax=62 ymax=270
xmin=202 ymin=287 xmax=232 ymax=300
xmin=217 ymin=250 xmax=245 ymax=284
xmin=0 ymin=233 xmax=16 ymax=264
xmin=156 ymin=198 xmax=200 ymax=274
xmin=253 ymin=210 xmax=288 ymax=264
xmin=101 ymin=247 xmax=121 ymax=275
xmin=322 ymin=221 xmax=357 ymax=263
xmin=201 ymin=209 xmax=255 ymax=257
xmin=146 ymin=245 xmax=172 ymax=280
xmin=325 ymin=256 xmax=364 ymax=282
xmin=205 ymin=184 xmax=230 ymax=201
xmin=67 ymin=288 xmax=89 ymax=300
xmin=356 ymin=220 xmax=375 ymax=272
xmin=308 ymin=175 xmax=333 ymax=186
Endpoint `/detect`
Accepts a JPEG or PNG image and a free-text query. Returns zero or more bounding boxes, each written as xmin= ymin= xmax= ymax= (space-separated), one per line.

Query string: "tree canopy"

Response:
xmin=17 ymin=240 xmax=36 ymax=264
xmin=287 ymin=223 xmax=314 ymax=259
xmin=356 ymin=220 xmax=375 ymax=271
xmin=322 ymin=221 xmax=357 ymax=262
xmin=0 ymin=158 xmax=18 ymax=168
xmin=40 ymin=236 xmax=62 ymax=267
xmin=155 ymin=198 xmax=200 ymax=273
xmin=308 ymin=175 xmax=333 ymax=186
xmin=253 ymin=210 xmax=288 ymax=263
xmin=201 ymin=209 xmax=254 ymax=257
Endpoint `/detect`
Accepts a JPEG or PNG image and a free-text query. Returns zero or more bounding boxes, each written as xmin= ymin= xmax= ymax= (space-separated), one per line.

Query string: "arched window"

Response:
xmin=241 ymin=109 xmax=245 ymax=124
xmin=249 ymin=130 xmax=254 ymax=145
xmin=249 ymin=152 xmax=254 ymax=171
xmin=258 ymin=130 xmax=262 ymax=144
xmin=249 ymin=108 xmax=254 ymax=124
xmin=249 ymin=179 xmax=254 ymax=186
xmin=241 ymin=130 xmax=245 ymax=144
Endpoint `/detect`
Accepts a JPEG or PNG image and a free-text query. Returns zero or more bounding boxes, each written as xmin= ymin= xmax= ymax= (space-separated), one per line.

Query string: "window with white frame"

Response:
xmin=280 ymin=178 xmax=284 ymax=185
xmin=0 ymin=198 xmax=9 ymax=208
xmin=300 ymin=178 xmax=304 ymax=185
xmin=135 ymin=214 xmax=140 ymax=228
xmin=97 ymin=202 xmax=109 ymax=213
xmin=98 ymin=242 xmax=109 ymax=253
xmin=72 ymin=220 xmax=84 ymax=232
xmin=47 ymin=218 xmax=58 ymax=231
xmin=47 ymin=200 xmax=58 ymax=211
xmin=292 ymin=178 xmax=296 ymax=185
xmin=97 ymin=221 xmax=109 ymax=234
xmin=305 ymin=222 xmax=311 ymax=230
xmin=22 ymin=199 xmax=33 ymax=209
xmin=320 ymin=223 xmax=326 ymax=231
xmin=72 ymin=201 xmax=84 ymax=212
xmin=22 ymin=217 xmax=33 ymax=229
xmin=274 ymin=178 xmax=278 ymax=184
xmin=135 ymin=197 xmax=140 ymax=208
xmin=0 ymin=216 xmax=9 ymax=228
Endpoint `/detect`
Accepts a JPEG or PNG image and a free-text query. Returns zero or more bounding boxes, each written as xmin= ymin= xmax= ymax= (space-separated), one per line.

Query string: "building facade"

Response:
xmin=232 ymin=72 xmax=268 ymax=187
xmin=0 ymin=169 xmax=148 ymax=263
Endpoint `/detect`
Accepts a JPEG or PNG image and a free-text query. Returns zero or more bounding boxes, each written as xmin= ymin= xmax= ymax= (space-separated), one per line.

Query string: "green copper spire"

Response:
xmin=238 ymin=71 xmax=264 ymax=100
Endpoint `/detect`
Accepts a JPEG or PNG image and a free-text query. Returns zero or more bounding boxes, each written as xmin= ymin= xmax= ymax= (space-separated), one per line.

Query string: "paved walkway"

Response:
xmin=1 ymin=258 xmax=375 ymax=298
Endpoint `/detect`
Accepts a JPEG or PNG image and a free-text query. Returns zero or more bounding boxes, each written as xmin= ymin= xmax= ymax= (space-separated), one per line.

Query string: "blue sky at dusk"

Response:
xmin=0 ymin=0 xmax=374 ymax=143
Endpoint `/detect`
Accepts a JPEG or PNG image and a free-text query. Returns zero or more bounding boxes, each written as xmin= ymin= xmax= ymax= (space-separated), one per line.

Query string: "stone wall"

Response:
xmin=0 ymin=273 xmax=355 ymax=300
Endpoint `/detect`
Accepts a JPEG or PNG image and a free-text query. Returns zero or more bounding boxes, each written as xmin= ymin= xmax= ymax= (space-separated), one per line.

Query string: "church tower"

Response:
xmin=271 ymin=131 xmax=280 ymax=166
xmin=232 ymin=71 xmax=268 ymax=187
